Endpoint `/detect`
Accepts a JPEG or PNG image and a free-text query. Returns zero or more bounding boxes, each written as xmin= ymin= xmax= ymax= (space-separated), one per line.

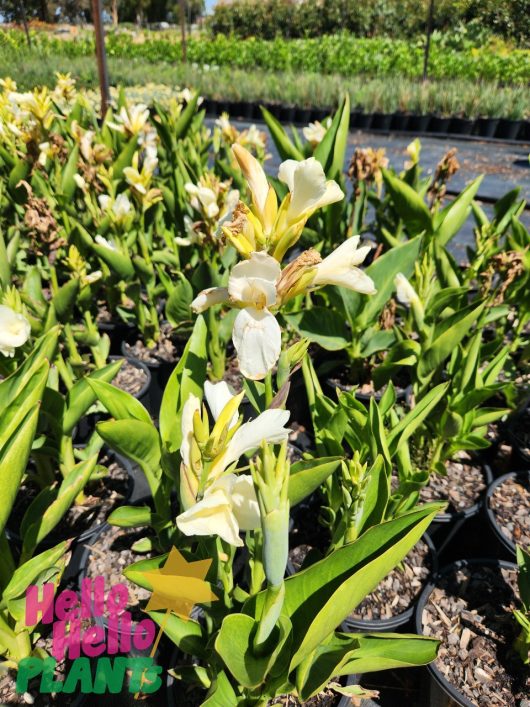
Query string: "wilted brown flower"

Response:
xmin=348 ymin=147 xmax=388 ymax=196
xmin=428 ymin=148 xmax=460 ymax=205
xmin=20 ymin=181 xmax=65 ymax=260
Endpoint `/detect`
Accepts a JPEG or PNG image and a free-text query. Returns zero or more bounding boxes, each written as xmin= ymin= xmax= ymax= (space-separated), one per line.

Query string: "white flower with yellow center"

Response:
xmin=108 ymin=104 xmax=150 ymax=135
xmin=278 ymin=157 xmax=344 ymax=226
xmin=185 ymin=183 xmax=220 ymax=220
xmin=0 ymin=305 xmax=31 ymax=357
xmin=177 ymin=381 xmax=290 ymax=544
xmin=302 ymin=119 xmax=330 ymax=147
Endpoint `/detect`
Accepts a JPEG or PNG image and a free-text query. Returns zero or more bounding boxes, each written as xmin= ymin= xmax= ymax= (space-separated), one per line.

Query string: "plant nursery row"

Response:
xmin=0 ymin=74 xmax=528 ymax=706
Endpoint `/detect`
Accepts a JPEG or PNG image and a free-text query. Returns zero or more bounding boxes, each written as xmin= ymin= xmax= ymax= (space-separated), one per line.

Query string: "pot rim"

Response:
xmin=484 ymin=469 xmax=530 ymax=557
xmin=414 ymin=557 xmax=519 ymax=707
xmin=109 ymin=354 xmax=152 ymax=401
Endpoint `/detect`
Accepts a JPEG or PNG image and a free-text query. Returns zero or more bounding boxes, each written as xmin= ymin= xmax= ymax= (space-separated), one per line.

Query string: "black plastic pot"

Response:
xmin=97 ymin=319 xmax=138 ymax=356
xmin=485 ymin=470 xmax=530 ymax=559
xmin=429 ymin=116 xmax=451 ymax=134
xmin=427 ymin=462 xmax=493 ymax=555
xmin=121 ymin=340 xmax=176 ymax=416
xmin=414 ymin=558 xmax=518 ymax=707
xmin=74 ymin=356 xmax=152 ymax=442
xmin=279 ymin=105 xmax=296 ymax=122
xmin=166 ymin=647 xmax=357 ymax=706
xmin=241 ymin=101 xmax=256 ymax=119
xmin=355 ymin=112 xmax=372 ymax=130
xmin=408 ymin=114 xmax=431 ymax=133
xmin=390 ymin=111 xmax=410 ymax=131
xmin=449 ymin=117 xmax=474 ymax=135
xmin=342 ymin=533 xmax=438 ymax=633
xmin=371 ymin=112 xmax=393 ymax=131
xmin=295 ymin=107 xmax=312 ymax=124
xmin=474 ymin=117 xmax=500 ymax=138
xmin=495 ymin=118 xmax=523 ymax=140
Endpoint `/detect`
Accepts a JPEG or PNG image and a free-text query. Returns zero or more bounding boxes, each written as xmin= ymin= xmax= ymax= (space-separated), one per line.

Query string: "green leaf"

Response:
xmin=61 ymin=145 xmax=80 ymax=200
xmin=108 ymin=505 xmax=153 ymax=528
xmin=296 ymin=632 xmax=439 ymax=700
xmin=0 ymin=406 xmax=40 ymax=536
xmin=173 ymin=92 xmax=201 ymax=140
xmin=382 ymin=170 xmax=432 ymax=236
xmin=50 ymin=278 xmax=79 ymax=322
xmin=260 ymin=107 xmax=304 ymax=161
xmin=86 ymin=378 xmax=151 ymax=425
xmin=245 ymin=503 xmax=444 ymax=671
xmin=21 ymin=456 xmax=97 ymax=560
xmin=288 ymin=457 xmax=342 ymax=507
xmin=166 ymin=278 xmax=193 ymax=327
xmin=63 ymin=359 xmax=123 ymax=435
xmin=215 ymin=614 xmax=292 ymax=688
xmin=340 ymin=236 xmax=422 ymax=327
xmin=150 ymin=609 xmax=206 ymax=658
xmin=113 ymin=136 xmax=138 ymax=180
xmin=418 ymin=303 xmax=485 ymax=381
xmin=355 ymin=456 xmax=389 ymax=535
xmin=435 ymin=176 xmax=483 ymax=245
xmin=387 ymin=382 xmax=450 ymax=454
xmin=3 ymin=541 xmax=70 ymax=602
xmin=96 ymin=419 xmax=161 ymax=494
xmin=160 ymin=315 xmax=208 ymax=458
xmin=284 ymin=308 xmax=349 ymax=351
xmin=202 ymin=671 xmax=237 ymax=707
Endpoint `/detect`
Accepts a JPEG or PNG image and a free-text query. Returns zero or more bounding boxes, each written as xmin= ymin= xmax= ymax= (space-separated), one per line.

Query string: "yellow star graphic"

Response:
xmin=134 ymin=547 xmax=218 ymax=700
xmin=140 ymin=547 xmax=218 ymax=621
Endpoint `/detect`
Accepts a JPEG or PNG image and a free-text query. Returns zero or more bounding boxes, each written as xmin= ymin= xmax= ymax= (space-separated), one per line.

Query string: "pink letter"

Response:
xmin=55 ymin=590 xmax=79 ymax=622
xmin=132 ymin=619 xmax=156 ymax=651
xmin=25 ymin=584 xmax=55 ymax=625
xmin=81 ymin=625 xmax=106 ymax=657
xmin=107 ymin=584 xmax=128 ymax=618
xmin=52 ymin=618 xmax=81 ymax=661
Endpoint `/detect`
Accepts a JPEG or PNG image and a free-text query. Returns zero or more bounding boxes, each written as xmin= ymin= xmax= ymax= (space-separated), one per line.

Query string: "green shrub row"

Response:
xmin=208 ymin=0 xmax=530 ymax=47
xmin=2 ymin=29 xmax=529 ymax=84
xmin=3 ymin=52 xmax=529 ymax=119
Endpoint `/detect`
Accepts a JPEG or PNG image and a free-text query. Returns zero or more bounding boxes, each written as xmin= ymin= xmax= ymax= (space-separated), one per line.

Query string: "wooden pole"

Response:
xmin=179 ymin=0 xmax=187 ymax=63
xmin=423 ymin=0 xmax=435 ymax=82
xmin=19 ymin=0 xmax=32 ymax=48
xmin=92 ymin=0 xmax=110 ymax=117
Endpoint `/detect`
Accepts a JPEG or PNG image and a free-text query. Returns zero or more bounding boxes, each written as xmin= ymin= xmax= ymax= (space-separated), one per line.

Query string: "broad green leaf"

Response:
xmin=215 ymin=614 xmax=291 ymax=689
xmin=160 ymin=315 xmax=208 ymax=457
xmin=0 ymin=407 xmax=40 ymax=536
xmin=387 ymin=382 xmax=450 ymax=454
xmin=288 ymin=457 xmax=342 ymax=507
xmin=21 ymin=456 xmax=97 ymax=561
xmin=202 ymin=671 xmax=237 ymax=707
xmin=166 ymin=278 xmax=193 ymax=327
xmin=63 ymin=359 xmax=123 ymax=435
xmin=113 ymin=136 xmax=138 ymax=179
xmin=108 ymin=505 xmax=153 ymax=528
xmin=418 ymin=303 xmax=485 ymax=380
xmin=382 ymin=170 xmax=432 ymax=236
xmin=86 ymin=378 xmax=151 ymax=425
xmin=260 ymin=107 xmax=304 ymax=161
xmin=435 ymin=176 xmax=483 ymax=245
xmin=284 ymin=308 xmax=349 ymax=351
xmin=60 ymin=145 xmax=80 ymax=200
xmin=150 ymin=609 xmax=206 ymax=658
xmin=3 ymin=541 xmax=70 ymax=602
xmin=173 ymin=92 xmax=201 ymax=140
xmin=296 ymin=632 xmax=439 ymax=700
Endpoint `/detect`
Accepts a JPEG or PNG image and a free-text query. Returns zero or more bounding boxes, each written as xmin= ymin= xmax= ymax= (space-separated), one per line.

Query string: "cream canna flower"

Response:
xmin=311 ymin=236 xmax=376 ymax=294
xmin=278 ymin=157 xmax=344 ymax=225
xmin=177 ymin=474 xmax=260 ymax=547
xmin=232 ymin=143 xmax=277 ymax=234
xmin=302 ymin=119 xmax=330 ymax=147
xmin=0 ymin=305 xmax=31 ymax=357
xmin=178 ymin=382 xmax=290 ymax=509
xmin=108 ymin=104 xmax=150 ymax=136
xmin=394 ymin=272 xmax=419 ymax=305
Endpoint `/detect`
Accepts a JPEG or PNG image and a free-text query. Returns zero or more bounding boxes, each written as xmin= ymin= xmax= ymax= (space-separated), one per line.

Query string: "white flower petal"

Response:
xmin=232 ymin=144 xmax=270 ymax=216
xmin=394 ymin=273 xmax=418 ymax=305
xmin=204 ymin=380 xmax=238 ymax=427
xmin=191 ymin=287 xmax=229 ymax=313
xmin=232 ymin=307 xmax=282 ymax=381
xmin=221 ymin=408 xmax=290 ymax=469
xmin=228 ymin=252 xmax=280 ymax=308
xmin=230 ymin=475 xmax=260 ymax=531
xmin=0 ymin=305 xmax=30 ymax=354
xmin=180 ymin=393 xmax=201 ymax=470
xmin=176 ymin=488 xmax=242 ymax=546
xmin=278 ymin=157 xmax=344 ymax=222
xmin=312 ymin=237 xmax=376 ymax=294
